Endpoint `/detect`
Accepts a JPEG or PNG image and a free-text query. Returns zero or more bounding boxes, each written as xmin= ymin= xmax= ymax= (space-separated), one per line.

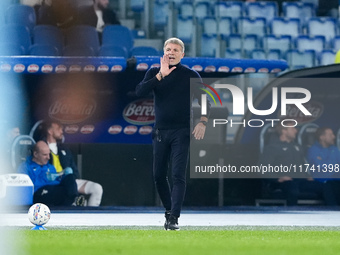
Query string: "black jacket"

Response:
xmin=49 ymin=143 xmax=80 ymax=179
xmin=136 ymin=63 xmax=210 ymax=129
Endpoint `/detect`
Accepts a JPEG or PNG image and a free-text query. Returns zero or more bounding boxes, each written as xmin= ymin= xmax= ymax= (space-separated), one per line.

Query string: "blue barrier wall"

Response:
xmin=0 ymin=56 xmax=287 ymax=145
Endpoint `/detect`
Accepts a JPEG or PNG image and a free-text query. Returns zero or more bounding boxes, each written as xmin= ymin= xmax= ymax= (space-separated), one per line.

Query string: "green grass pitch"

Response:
xmin=17 ymin=227 xmax=340 ymax=255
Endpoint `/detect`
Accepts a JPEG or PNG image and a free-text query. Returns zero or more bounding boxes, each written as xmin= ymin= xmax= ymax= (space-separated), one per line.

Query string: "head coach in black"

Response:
xmin=136 ymin=37 xmax=211 ymax=230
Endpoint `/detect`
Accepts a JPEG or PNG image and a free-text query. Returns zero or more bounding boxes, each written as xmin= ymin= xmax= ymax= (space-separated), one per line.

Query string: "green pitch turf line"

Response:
xmin=13 ymin=228 xmax=340 ymax=255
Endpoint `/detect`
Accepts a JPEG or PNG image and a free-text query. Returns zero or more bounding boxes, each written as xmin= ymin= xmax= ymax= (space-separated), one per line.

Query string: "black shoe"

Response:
xmin=167 ymin=215 xmax=180 ymax=231
xmin=164 ymin=211 xmax=171 ymax=230
xmin=72 ymin=195 xmax=86 ymax=206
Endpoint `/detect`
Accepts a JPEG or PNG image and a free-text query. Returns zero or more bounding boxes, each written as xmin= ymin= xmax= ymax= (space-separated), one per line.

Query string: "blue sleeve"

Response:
xmin=335 ymin=147 xmax=340 ymax=163
xmin=307 ymin=146 xmax=319 ymax=165
xmin=17 ymin=161 xmax=28 ymax=175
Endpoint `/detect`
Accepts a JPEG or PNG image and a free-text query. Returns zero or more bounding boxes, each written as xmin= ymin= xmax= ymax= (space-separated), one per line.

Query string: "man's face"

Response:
xmin=163 ymin=43 xmax=184 ymax=65
xmin=283 ymin=126 xmax=297 ymax=141
xmin=49 ymin=123 xmax=63 ymax=141
xmin=321 ymin=129 xmax=335 ymax=147
xmin=34 ymin=143 xmax=50 ymax=165
xmin=96 ymin=0 xmax=109 ymax=9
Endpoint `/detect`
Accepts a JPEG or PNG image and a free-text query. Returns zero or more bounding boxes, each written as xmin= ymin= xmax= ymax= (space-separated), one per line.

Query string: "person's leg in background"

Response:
xmin=76 ymin=179 xmax=103 ymax=206
xmin=60 ymin=173 xmax=78 ymax=205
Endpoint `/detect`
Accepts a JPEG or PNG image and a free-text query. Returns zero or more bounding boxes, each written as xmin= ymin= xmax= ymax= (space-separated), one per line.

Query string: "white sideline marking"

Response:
xmin=3 ymin=211 xmax=340 ymax=227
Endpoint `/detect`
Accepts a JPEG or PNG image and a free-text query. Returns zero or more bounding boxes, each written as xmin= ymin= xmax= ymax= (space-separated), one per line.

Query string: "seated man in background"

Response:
xmin=258 ymin=122 xmax=323 ymax=205
xmin=33 ymin=0 xmax=77 ymax=28
xmin=40 ymin=119 xmax=103 ymax=206
xmin=6 ymin=126 xmax=20 ymax=142
xmin=307 ymin=127 xmax=340 ymax=205
xmin=76 ymin=0 xmax=120 ymax=33
xmin=18 ymin=141 xmax=80 ymax=206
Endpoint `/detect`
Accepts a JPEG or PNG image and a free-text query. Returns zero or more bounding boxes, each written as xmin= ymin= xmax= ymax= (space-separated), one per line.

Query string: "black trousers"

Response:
xmin=278 ymin=179 xmax=323 ymax=205
xmin=33 ymin=174 xmax=78 ymax=206
xmin=152 ymin=128 xmax=190 ymax=217
xmin=321 ymin=180 xmax=340 ymax=206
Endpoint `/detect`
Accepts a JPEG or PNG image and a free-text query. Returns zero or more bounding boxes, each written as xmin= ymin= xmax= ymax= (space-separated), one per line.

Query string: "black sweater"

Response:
xmin=135 ymin=63 xmax=210 ymax=129
xmin=259 ymin=139 xmax=306 ymax=167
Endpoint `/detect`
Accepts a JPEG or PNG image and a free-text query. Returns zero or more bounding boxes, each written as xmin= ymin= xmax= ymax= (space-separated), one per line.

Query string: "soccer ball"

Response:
xmin=28 ymin=203 xmax=51 ymax=226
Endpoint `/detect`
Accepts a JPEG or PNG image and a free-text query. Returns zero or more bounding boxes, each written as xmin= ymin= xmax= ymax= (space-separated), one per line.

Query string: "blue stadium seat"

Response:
xmin=262 ymin=35 xmax=292 ymax=55
xmin=131 ymin=29 xmax=146 ymax=39
xmin=250 ymin=49 xmax=281 ymax=60
xmin=63 ymin=45 xmax=96 ymax=56
xmin=242 ymin=34 xmax=258 ymax=53
xmin=172 ymin=0 xmax=185 ymax=8
xmin=0 ymin=42 xmax=25 ymax=56
xmin=130 ymin=46 xmax=160 ymax=57
xmin=270 ymin=17 xmax=301 ymax=39
xmin=225 ymin=49 xmax=242 ymax=59
xmin=102 ymin=25 xmax=134 ymax=52
xmin=201 ymin=17 xmax=230 ymax=38
xmin=226 ymin=34 xmax=258 ymax=56
xmin=65 ymin=25 xmax=100 ymax=55
xmin=295 ymin=35 xmax=325 ymax=55
xmin=226 ymin=34 xmax=242 ymax=50
xmin=179 ymin=2 xmax=194 ymax=18
xmin=259 ymin=123 xmax=277 ymax=154
xmin=176 ymin=16 xmax=194 ymax=43
xmin=5 ymin=4 xmax=36 ymax=33
xmin=33 ymin=25 xmax=64 ymax=53
xmin=0 ymin=24 xmax=31 ymax=54
xmin=297 ymin=123 xmax=319 ymax=150
xmin=202 ymin=17 xmax=218 ymax=36
xmin=245 ymin=1 xmax=278 ymax=23
xmin=99 ymin=45 xmax=129 ymax=58
xmin=11 ymin=135 xmax=36 ymax=171
xmin=153 ymin=1 xmax=169 ymax=30
xmin=300 ymin=0 xmax=318 ymax=8
xmin=237 ymin=17 xmax=267 ymax=37
xmin=218 ymin=17 xmax=233 ymax=37
xmin=130 ymin=0 xmax=145 ymax=12
xmin=285 ymin=49 xmax=316 ymax=68
xmin=213 ymin=1 xmax=244 ymax=23
xmin=29 ymin=120 xmax=44 ymax=141
xmin=195 ymin=2 xmax=210 ymax=21
xmin=200 ymin=34 xmax=218 ymax=57
xmin=268 ymin=49 xmax=282 ymax=60
xmin=318 ymin=50 xmax=336 ymax=66
xmin=29 ymin=44 xmax=60 ymax=56
xmin=249 ymin=49 xmax=266 ymax=59
xmin=307 ymin=17 xmax=337 ymax=44
xmin=332 ymin=36 xmax=340 ymax=52
xmin=282 ymin=2 xmax=316 ymax=25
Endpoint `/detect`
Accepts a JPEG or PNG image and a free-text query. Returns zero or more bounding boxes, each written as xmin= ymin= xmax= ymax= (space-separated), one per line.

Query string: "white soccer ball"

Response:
xmin=28 ymin=203 xmax=51 ymax=226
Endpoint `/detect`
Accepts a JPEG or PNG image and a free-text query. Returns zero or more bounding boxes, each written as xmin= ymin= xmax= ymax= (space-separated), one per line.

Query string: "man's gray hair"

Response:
xmin=164 ymin=37 xmax=185 ymax=53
